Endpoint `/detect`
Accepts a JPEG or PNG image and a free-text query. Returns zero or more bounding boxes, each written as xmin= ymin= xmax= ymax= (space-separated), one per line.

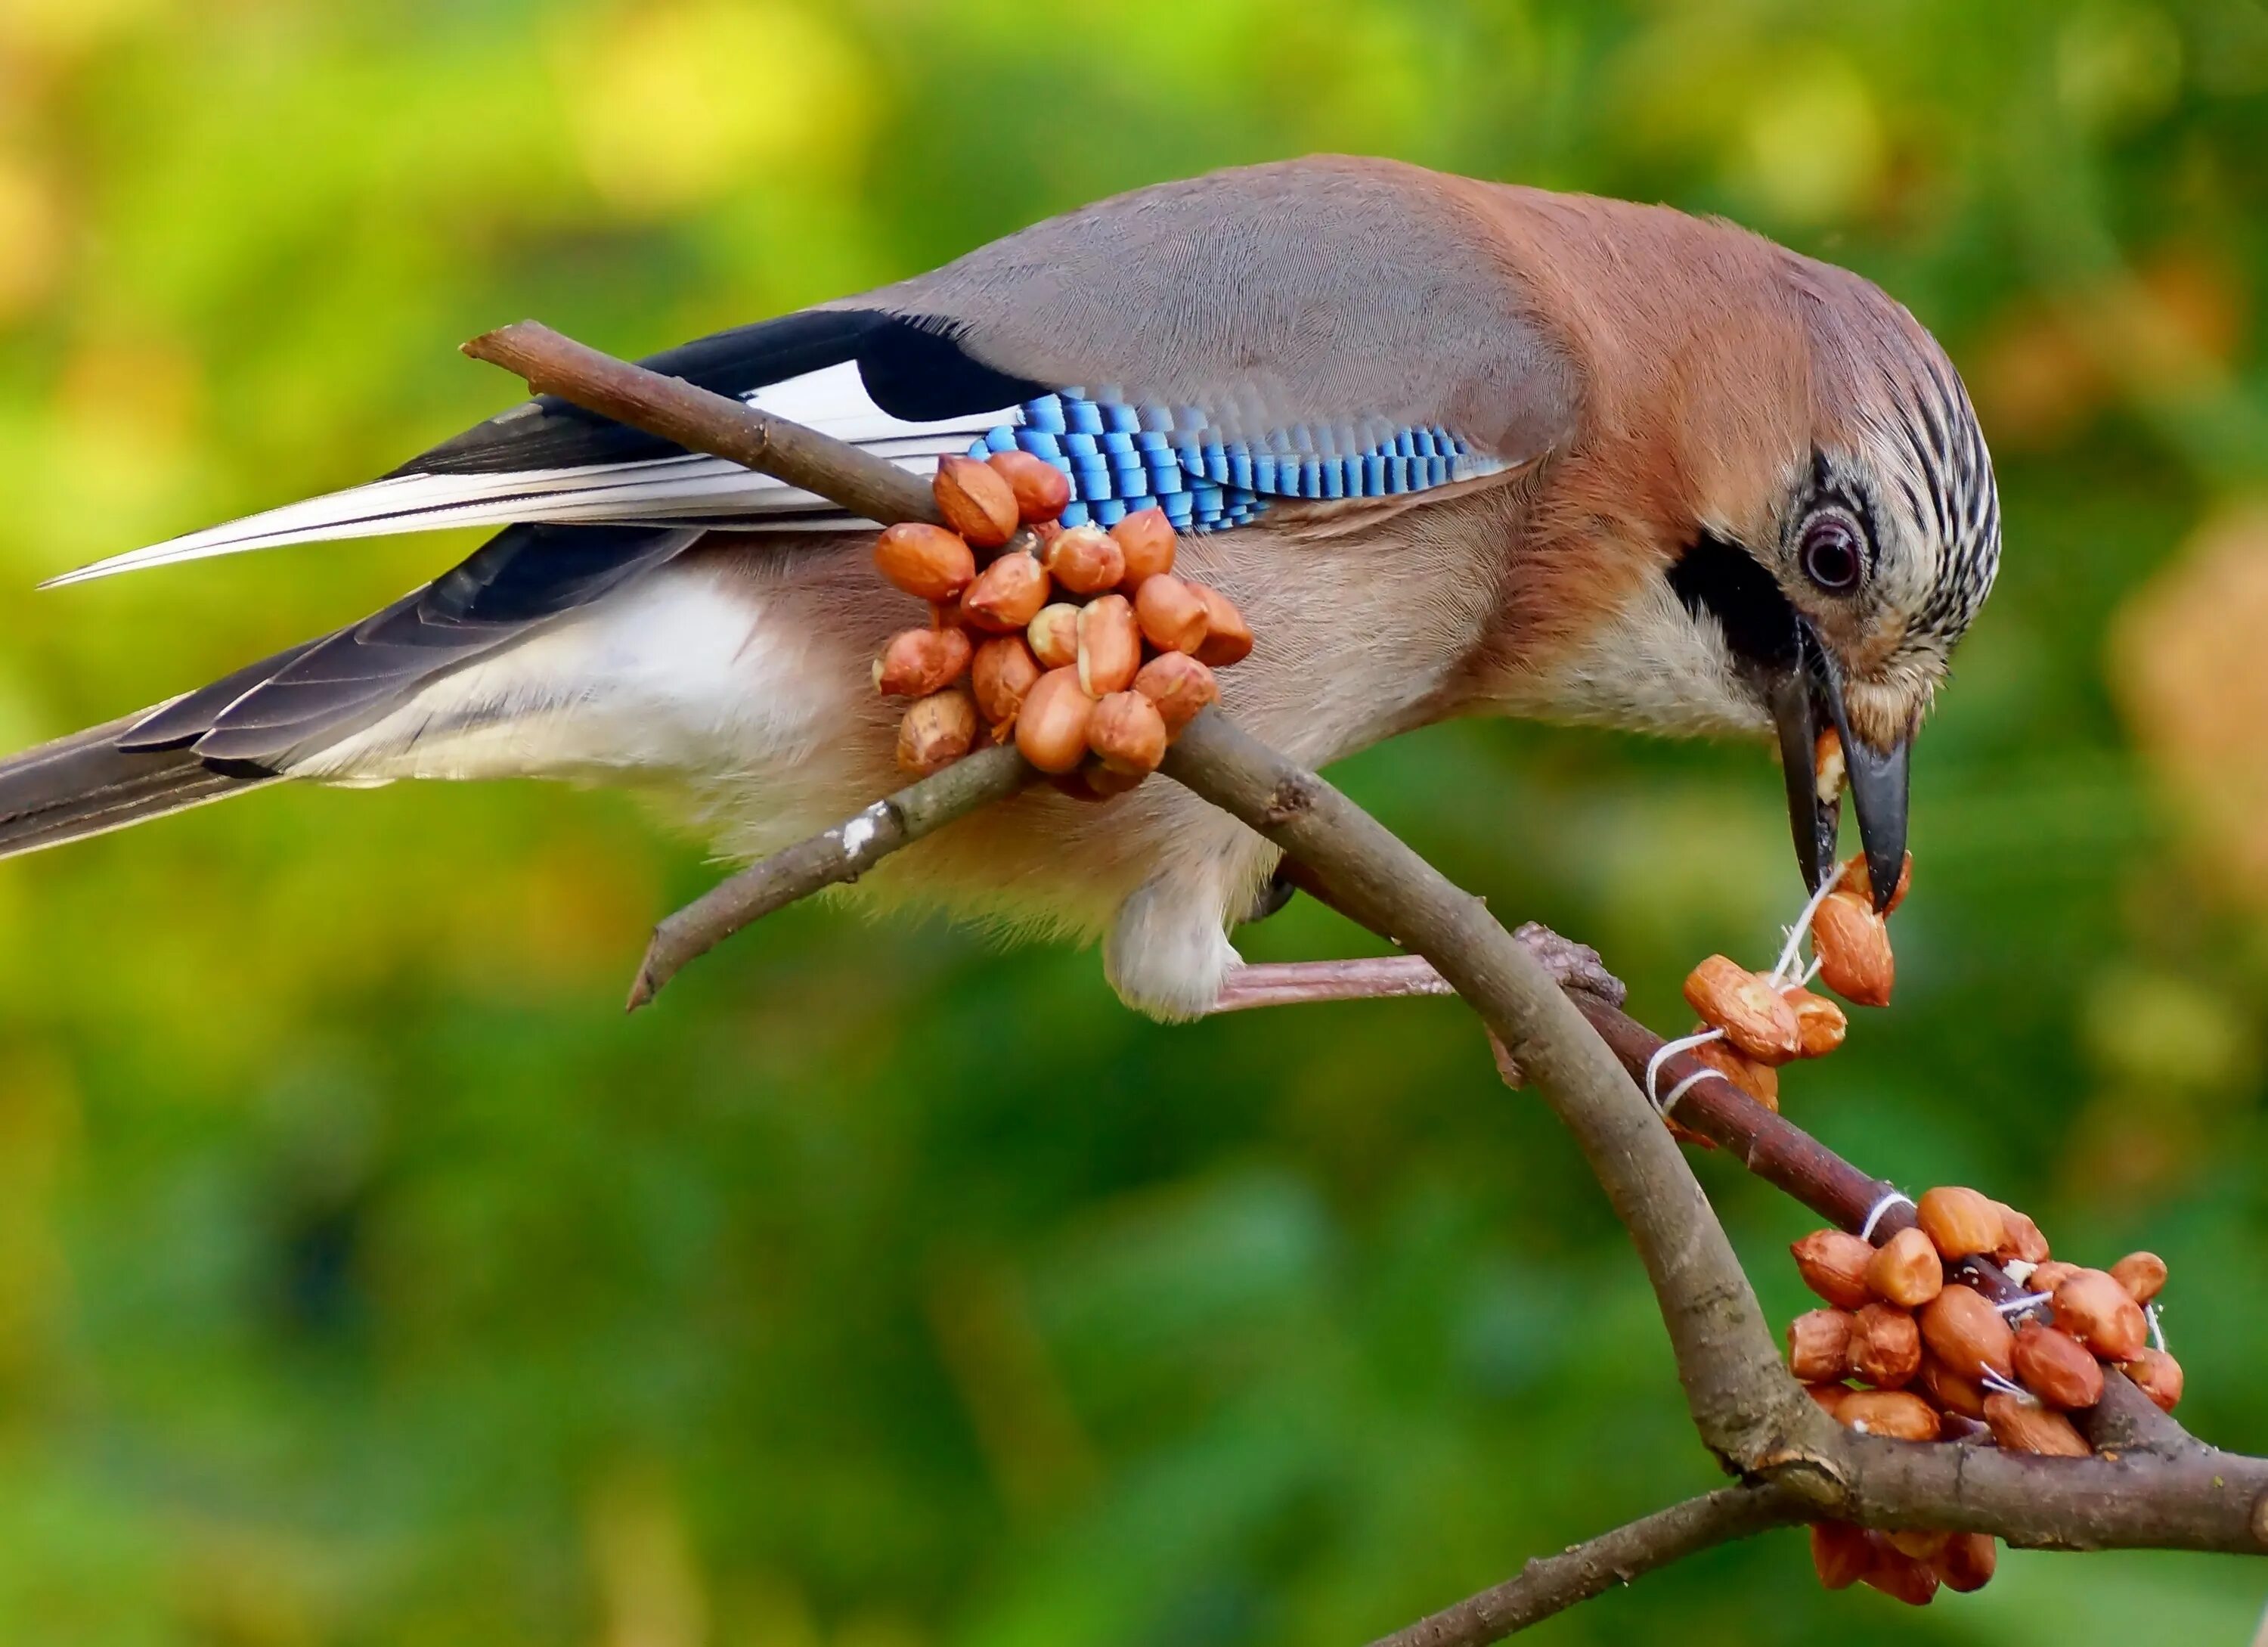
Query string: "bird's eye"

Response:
xmin=1800 ymin=514 xmax=1864 ymax=594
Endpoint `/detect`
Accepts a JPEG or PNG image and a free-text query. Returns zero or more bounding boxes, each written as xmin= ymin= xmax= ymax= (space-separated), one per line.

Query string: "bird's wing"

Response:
xmin=54 ymin=157 xmax=1576 ymax=587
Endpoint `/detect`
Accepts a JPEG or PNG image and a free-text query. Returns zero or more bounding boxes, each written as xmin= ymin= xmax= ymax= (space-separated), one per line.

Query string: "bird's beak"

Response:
xmin=1768 ymin=625 xmax=1910 ymax=910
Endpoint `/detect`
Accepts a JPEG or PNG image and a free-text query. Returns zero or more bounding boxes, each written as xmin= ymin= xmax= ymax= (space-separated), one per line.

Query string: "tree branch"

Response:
xmin=1364 ymin=1485 xmax=1803 ymax=1647
xmin=458 ymin=316 xmax=2268 ymax=1642
xmin=462 ymin=321 xmax=942 ymax=527
xmin=1159 ymin=711 xmax=1816 ymax=1472
xmin=625 ymin=743 xmax=1036 ymax=1010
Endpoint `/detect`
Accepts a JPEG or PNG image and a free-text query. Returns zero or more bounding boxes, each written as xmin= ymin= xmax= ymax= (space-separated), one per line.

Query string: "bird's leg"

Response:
xmin=1207 ymin=954 xmax=1458 ymax=1012
xmin=1207 ymin=920 xmax=1626 ymax=1042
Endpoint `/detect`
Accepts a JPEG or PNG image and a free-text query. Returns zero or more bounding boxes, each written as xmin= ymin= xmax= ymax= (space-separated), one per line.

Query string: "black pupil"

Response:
xmin=1805 ymin=521 xmax=1860 ymax=590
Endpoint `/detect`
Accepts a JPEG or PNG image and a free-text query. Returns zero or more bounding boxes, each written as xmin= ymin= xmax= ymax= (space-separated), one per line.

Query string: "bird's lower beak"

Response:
xmin=1768 ymin=625 xmax=1910 ymax=910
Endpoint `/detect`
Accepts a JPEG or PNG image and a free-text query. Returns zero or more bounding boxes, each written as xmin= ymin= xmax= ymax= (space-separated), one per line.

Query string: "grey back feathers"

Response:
xmin=847 ymin=156 xmax=1579 ymax=468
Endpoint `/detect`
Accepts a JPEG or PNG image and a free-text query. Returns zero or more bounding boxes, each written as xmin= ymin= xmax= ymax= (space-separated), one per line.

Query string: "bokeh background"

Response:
xmin=0 ymin=0 xmax=2265 ymax=1641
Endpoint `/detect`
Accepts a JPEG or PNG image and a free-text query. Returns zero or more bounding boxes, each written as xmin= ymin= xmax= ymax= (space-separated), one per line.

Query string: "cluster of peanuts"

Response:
xmin=1674 ymin=851 xmax=1905 ymax=1123
xmin=871 ymin=452 xmax=1252 ymax=796
xmin=1790 ymin=1187 xmax=2179 ymax=1604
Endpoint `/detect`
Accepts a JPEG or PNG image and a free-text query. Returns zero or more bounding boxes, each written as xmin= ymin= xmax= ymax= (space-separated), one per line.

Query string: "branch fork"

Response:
xmin=461 ymin=319 xmax=2268 ymax=1644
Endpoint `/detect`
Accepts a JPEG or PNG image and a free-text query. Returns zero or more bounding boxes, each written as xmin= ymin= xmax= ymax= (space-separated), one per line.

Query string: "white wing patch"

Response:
xmin=47 ymin=361 xmax=1015 ymax=588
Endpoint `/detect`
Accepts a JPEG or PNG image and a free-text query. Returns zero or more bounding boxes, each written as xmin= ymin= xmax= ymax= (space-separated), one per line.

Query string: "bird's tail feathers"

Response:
xmin=0 ymin=711 xmax=276 ymax=861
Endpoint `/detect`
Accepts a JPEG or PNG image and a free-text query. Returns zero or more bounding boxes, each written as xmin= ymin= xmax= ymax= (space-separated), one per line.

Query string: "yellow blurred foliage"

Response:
xmin=1732 ymin=51 xmax=1885 ymax=226
xmin=0 ymin=0 xmax=164 ymax=59
xmin=2113 ymin=504 xmax=2268 ymax=901
xmin=0 ymin=151 xmax=61 ymax=324
xmin=587 ymin=1460 xmax=710 ymax=1647
xmin=553 ymin=0 xmax=875 ymax=215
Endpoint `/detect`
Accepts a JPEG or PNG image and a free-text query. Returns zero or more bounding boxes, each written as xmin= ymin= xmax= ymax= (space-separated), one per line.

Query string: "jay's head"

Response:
xmin=1606 ymin=254 xmax=2000 ymax=909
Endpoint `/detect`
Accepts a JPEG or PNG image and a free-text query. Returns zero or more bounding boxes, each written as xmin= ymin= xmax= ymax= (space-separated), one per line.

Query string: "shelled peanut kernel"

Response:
xmin=871 ymin=458 xmax=1254 ymax=786
xmin=1784 ymin=1186 xmax=2182 ymax=1606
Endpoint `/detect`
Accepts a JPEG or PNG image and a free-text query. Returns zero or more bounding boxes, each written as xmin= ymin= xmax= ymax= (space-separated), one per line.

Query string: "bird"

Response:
xmin=0 ymin=155 xmax=1998 ymax=1021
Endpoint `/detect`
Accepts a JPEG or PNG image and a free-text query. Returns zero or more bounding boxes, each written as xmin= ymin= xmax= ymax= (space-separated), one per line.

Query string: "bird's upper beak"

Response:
xmin=1767 ymin=623 xmax=1910 ymax=911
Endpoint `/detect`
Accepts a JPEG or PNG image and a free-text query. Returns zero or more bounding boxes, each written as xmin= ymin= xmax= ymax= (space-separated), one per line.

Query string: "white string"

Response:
xmin=2148 ymin=1304 xmax=2167 ymax=1354
xmin=1644 ymin=1026 xmax=1726 ymax=1109
xmin=1656 ymin=1069 xmax=1719 ymax=1120
xmin=1993 ymin=1292 xmax=2053 ymax=1318
xmin=1979 ymin=1368 xmax=2030 ymax=1401
xmin=1768 ymin=870 xmax=1846 ymax=986
xmin=1859 ymin=1190 xmax=1916 ymax=1242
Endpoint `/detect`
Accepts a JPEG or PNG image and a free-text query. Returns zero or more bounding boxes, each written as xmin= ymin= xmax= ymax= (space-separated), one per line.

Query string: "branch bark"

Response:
xmin=625 ymin=743 xmax=1036 ymax=1010
xmin=462 ymin=321 xmax=942 ymax=527
xmin=1365 ymin=1486 xmax=1802 ymax=1647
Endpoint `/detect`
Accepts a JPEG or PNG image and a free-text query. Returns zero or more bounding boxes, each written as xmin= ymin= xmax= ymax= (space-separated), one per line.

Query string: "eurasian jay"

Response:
xmin=0 ymin=156 xmax=1999 ymax=1019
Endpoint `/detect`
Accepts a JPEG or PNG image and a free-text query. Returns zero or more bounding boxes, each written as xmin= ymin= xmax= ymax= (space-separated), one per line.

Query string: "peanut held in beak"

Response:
xmin=1837 ymin=849 xmax=1913 ymax=913
xmin=874 ymin=523 xmax=977 ymax=603
xmin=932 ymin=454 xmax=1020 ymax=548
xmin=1810 ymin=892 xmax=1895 ymax=1007
xmin=985 ymin=449 xmax=1073 ymax=524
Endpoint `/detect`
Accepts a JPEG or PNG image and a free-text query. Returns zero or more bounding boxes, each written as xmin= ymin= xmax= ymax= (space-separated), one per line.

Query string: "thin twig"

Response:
xmin=463 ymin=320 xmax=942 ymax=529
xmin=1364 ymin=1485 xmax=1802 ymax=1647
xmin=627 ymin=743 xmax=1036 ymax=1010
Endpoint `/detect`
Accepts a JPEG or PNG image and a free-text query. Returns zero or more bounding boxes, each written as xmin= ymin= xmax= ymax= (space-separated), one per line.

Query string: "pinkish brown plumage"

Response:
xmin=0 ymin=157 xmax=1997 ymax=1017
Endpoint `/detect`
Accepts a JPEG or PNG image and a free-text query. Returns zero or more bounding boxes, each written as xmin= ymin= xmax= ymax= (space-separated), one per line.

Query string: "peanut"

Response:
xmin=873 ymin=523 xmax=977 ymax=603
xmin=1681 ymin=955 xmax=1802 ymax=1063
xmin=1865 ymin=1227 xmax=1944 ymax=1309
xmin=985 ymin=449 xmax=1072 ymax=524
xmin=932 ymin=454 xmax=1019 ymax=548
xmin=1791 ymin=1229 xmax=1876 ymax=1310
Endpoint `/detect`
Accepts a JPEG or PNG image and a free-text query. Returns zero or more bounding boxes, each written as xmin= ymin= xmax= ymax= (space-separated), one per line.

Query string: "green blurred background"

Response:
xmin=1 ymin=0 xmax=2266 ymax=1641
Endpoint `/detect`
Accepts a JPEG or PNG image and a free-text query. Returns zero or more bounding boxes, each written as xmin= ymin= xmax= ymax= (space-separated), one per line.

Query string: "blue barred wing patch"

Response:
xmin=965 ymin=393 xmax=1501 ymax=532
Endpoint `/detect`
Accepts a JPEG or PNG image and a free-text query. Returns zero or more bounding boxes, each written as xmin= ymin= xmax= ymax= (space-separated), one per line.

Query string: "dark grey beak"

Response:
xmin=1768 ymin=624 xmax=1910 ymax=910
